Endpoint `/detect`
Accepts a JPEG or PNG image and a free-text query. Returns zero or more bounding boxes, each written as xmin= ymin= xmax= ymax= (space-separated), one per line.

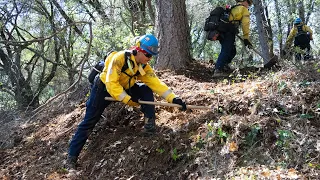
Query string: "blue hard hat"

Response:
xmin=137 ymin=34 xmax=159 ymax=56
xmin=294 ymin=18 xmax=302 ymax=24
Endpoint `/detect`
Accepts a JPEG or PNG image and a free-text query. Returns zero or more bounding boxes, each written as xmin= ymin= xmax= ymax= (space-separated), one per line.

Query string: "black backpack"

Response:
xmin=88 ymin=60 xmax=105 ymax=84
xmin=294 ymin=25 xmax=310 ymax=46
xmin=204 ymin=5 xmax=238 ymax=41
xmin=88 ymin=51 xmax=144 ymax=84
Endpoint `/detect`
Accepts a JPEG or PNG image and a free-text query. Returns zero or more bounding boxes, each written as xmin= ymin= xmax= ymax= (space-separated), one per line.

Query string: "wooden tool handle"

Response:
xmin=104 ymin=97 xmax=211 ymax=110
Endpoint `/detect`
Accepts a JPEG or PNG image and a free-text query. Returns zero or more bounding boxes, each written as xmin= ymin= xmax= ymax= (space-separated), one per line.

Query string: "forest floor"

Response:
xmin=0 ymin=60 xmax=320 ymax=179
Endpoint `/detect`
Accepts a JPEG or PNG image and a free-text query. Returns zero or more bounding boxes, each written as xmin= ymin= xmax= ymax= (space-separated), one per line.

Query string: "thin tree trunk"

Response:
xmin=253 ymin=0 xmax=270 ymax=64
xmin=286 ymin=0 xmax=295 ymax=37
xmin=88 ymin=0 xmax=108 ymax=21
xmin=50 ymin=0 xmax=83 ymax=36
xmin=77 ymin=0 xmax=96 ymax=22
xmin=298 ymin=1 xmax=305 ymax=22
xmin=263 ymin=0 xmax=274 ymax=56
xmin=305 ymin=0 xmax=315 ymax=25
xmin=274 ymin=0 xmax=284 ymax=53
xmin=146 ymin=0 xmax=155 ymax=24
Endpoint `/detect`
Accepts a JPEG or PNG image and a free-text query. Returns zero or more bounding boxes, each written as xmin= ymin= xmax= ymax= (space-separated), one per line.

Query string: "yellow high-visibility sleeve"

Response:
xmin=229 ymin=5 xmax=251 ymax=40
xmin=285 ymin=24 xmax=313 ymax=48
xmin=100 ymin=51 xmax=177 ymax=104
xmin=137 ymin=65 xmax=176 ymax=103
xmin=100 ymin=51 xmax=131 ymax=103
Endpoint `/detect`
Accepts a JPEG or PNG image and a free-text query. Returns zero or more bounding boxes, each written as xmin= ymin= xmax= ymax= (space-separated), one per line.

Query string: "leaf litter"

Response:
xmin=0 ymin=61 xmax=319 ymax=179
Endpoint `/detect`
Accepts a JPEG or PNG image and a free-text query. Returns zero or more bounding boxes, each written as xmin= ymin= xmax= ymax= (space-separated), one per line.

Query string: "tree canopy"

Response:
xmin=0 ymin=0 xmax=319 ymax=109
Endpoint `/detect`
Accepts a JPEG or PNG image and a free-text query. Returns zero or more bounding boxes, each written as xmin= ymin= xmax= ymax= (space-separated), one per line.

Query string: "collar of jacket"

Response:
xmin=130 ymin=54 xmax=146 ymax=76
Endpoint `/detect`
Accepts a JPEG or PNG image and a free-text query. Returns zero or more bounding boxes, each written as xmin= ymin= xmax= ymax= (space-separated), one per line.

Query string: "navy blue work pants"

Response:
xmin=68 ymin=79 xmax=155 ymax=158
xmin=215 ymin=31 xmax=236 ymax=70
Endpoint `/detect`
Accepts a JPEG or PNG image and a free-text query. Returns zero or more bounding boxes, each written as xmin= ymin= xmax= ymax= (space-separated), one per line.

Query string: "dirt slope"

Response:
xmin=0 ymin=61 xmax=319 ymax=179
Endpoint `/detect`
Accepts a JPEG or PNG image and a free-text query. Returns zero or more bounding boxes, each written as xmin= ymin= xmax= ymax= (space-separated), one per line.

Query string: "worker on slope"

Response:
xmin=284 ymin=17 xmax=313 ymax=60
xmin=66 ymin=34 xmax=187 ymax=169
xmin=213 ymin=0 xmax=253 ymax=77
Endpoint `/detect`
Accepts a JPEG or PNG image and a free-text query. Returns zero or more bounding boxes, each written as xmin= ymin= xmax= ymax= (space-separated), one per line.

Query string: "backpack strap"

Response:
xmin=121 ymin=51 xmax=133 ymax=73
xmin=121 ymin=50 xmax=147 ymax=95
xmin=121 ymin=50 xmax=146 ymax=77
xmin=296 ymin=25 xmax=307 ymax=35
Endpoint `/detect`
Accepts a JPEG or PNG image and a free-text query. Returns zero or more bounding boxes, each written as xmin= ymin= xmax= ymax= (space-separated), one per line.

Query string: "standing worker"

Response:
xmin=213 ymin=0 xmax=253 ymax=77
xmin=66 ymin=34 xmax=187 ymax=169
xmin=284 ymin=17 xmax=313 ymax=60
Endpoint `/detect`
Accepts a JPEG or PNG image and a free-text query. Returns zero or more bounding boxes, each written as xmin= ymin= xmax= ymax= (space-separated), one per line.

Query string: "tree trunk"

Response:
xmin=14 ymin=79 xmax=40 ymax=109
xmin=286 ymin=0 xmax=295 ymax=37
xmin=305 ymin=0 xmax=315 ymax=25
xmin=88 ymin=0 xmax=108 ymax=21
xmin=154 ymin=0 xmax=191 ymax=70
xmin=274 ymin=0 xmax=284 ymax=53
xmin=263 ymin=0 xmax=274 ymax=56
xmin=253 ymin=0 xmax=270 ymax=64
xmin=146 ymin=0 xmax=155 ymax=24
xmin=0 ymin=1 xmax=62 ymax=110
xmin=298 ymin=1 xmax=305 ymax=22
xmin=0 ymin=48 xmax=39 ymax=109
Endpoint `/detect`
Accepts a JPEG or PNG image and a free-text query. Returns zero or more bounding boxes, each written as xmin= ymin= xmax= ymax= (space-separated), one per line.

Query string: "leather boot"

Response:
xmin=65 ymin=156 xmax=77 ymax=169
xmin=144 ymin=117 xmax=156 ymax=134
xmin=213 ymin=69 xmax=230 ymax=77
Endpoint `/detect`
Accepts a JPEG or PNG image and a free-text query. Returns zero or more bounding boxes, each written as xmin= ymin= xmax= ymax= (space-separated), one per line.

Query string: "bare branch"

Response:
xmin=50 ymin=0 xmax=83 ymax=36
xmin=31 ymin=22 xmax=93 ymax=115
xmin=24 ymin=46 xmax=68 ymax=68
xmin=0 ymin=83 xmax=14 ymax=96
xmin=0 ymin=21 xmax=90 ymax=46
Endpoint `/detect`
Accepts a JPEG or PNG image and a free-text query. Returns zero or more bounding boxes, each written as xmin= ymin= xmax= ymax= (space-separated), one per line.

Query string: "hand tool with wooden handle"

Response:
xmin=104 ymin=97 xmax=212 ymax=110
xmin=236 ymin=35 xmax=278 ymax=68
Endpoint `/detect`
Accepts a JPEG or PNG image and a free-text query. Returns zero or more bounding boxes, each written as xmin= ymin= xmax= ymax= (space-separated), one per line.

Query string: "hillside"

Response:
xmin=0 ymin=60 xmax=319 ymax=179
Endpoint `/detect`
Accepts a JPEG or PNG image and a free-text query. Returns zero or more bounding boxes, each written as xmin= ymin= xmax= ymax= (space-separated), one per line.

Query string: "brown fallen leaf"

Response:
xmin=288 ymin=168 xmax=298 ymax=178
xmin=261 ymin=170 xmax=271 ymax=177
xmin=229 ymin=141 xmax=238 ymax=152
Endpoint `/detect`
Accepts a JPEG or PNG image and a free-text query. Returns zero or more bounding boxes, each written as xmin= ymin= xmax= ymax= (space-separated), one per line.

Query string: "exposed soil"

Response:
xmin=0 ymin=60 xmax=320 ymax=179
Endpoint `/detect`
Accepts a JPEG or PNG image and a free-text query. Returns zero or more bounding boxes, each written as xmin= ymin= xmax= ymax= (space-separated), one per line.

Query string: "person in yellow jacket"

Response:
xmin=66 ymin=34 xmax=187 ymax=169
xmin=284 ymin=18 xmax=313 ymax=60
xmin=213 ymin=0 xmax=253 ymax=77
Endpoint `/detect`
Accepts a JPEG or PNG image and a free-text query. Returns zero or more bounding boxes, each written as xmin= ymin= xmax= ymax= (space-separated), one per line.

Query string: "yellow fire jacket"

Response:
xmin=100 ymin=51 xmax=176 ymax=104
xmin=229 ymin=3 xmax=250 ymax=40
xmin=285 ymin=23 xmax=313 ymax=48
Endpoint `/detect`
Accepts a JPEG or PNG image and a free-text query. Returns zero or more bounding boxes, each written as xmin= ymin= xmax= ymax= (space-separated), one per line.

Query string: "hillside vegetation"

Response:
xmin=0 ymin=60 xmax=319 ymax=179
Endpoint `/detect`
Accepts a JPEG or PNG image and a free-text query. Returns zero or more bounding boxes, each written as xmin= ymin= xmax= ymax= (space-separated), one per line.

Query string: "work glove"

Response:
xmin=243 ymin=39 xmax=252 ymax=48
xmin=172 ymin=97 xmax=187 ymax=111
xmin=127 ymin=96 xmax=140 ymax=107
